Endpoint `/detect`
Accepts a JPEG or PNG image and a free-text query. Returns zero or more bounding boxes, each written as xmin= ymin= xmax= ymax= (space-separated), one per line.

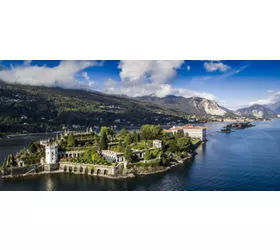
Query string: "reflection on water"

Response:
xmin=45 ymin=176 xmax=54 ymax=191
xmin=1 ymin=120 xmax=280 ymax=190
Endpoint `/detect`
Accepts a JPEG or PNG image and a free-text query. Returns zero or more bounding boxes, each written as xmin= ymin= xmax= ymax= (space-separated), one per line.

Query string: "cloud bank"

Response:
xmin=249 ymin=90 xmax=280 ymax=106
xmin=103 ymin=60 xmax=216 ymax=100
xmin=0 ymin=60 xmax=102 ymax=88
xmin=0 ymin=60 xmax=217 ymax=101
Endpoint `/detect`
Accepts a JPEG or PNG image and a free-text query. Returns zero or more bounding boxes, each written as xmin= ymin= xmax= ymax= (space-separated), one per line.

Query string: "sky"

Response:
xmin=0 ymin=60 xmax=280 ymax=110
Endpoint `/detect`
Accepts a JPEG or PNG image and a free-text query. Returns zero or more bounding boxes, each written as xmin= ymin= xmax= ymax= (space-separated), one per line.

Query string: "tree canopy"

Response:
xmin=144 ymin=149 xmax=151 ymax=161
xmin=99 ymin=128 xmax=108 ymax=150
xmin=124 ymin=133 xmax=132 ymax=146
xmin=124 ymin=146 xmax=133 ymax=163
xmin=67 ymin=133 xmax=77 ymax=147
xmin=140 ymin=124 xmax=162 ymax=140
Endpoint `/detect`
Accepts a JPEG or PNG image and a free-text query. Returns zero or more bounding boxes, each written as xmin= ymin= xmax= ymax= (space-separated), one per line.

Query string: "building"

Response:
xmin=153 ymin=139 xmax=162 ymax=148
xmin=101 ymin=150 xmax=125 ymax=163
xmin=164 ymin=124 xmax=207 ymax=141
xmin=182 ymin=125 xmax=207 ymax=141
xmin=40 ymin=139 xmax=50 ymax=147
xmin=45 ymin=145 xmax=58 ymax=164
xmin=163 ymin=126 xmax=184 ymax=136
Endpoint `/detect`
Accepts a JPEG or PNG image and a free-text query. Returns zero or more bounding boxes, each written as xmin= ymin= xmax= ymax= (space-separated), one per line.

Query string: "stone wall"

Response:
xmin=59 ymin=162 xmax=122 ymax=176
xmin=2 ymin=165 xmax=44 ymax=176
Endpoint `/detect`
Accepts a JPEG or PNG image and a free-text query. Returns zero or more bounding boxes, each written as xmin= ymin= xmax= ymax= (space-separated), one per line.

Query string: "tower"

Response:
xmin=45 ymin=145 xmax=58 ymax=164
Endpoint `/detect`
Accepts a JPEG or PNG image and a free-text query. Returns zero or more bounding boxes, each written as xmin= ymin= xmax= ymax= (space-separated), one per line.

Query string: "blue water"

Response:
xmin=1 ymin=120 xmax=280 ymax=190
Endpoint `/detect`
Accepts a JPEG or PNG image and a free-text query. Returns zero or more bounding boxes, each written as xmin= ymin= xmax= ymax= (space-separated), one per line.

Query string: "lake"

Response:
xmin=1 ymin=120 xmax=280 ymax=191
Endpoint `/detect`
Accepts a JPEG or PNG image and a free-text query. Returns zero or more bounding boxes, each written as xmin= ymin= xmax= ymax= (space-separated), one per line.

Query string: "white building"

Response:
xmin=40 ymin=139 xmax=50 ymax=147
xmin=101 ymin=150 xmax=125 ymax=163
xmin=182 ymin=125 xmax=207 ymax=141
xmin=153 ymin=139 xmax=162 ymax=148
xmin=164 ymin=124 xmax=207 ymax=141
xmin=45 ymin=145 xmax=58 ymax=164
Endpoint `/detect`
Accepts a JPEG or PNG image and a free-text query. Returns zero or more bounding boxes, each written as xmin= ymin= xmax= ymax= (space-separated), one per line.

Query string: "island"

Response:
xmin=221 ymin=126 xmax=232 ymax=133
xmin=1 ymin=124 xmax=207 ymax=179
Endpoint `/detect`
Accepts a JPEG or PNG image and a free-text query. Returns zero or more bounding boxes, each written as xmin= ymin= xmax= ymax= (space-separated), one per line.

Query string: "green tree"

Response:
xmin=167 ymin=139 xmax=179 ymax=153
xmin=124 ymin=146 xmax=133 ymax=163
xmin=140 ymin=124 xmax=162 ymax=140
xmin=116 ymin=141 xmax=123 ymax=152
xmin=67 ymin=133 xmax=76 ymax=147
xmin=28 ymin=142 xmax=37 ymax=154
xmin=160 ymin=155 xmax=167 ymax=166
xmin=120 ymin=128 xmax=128 ymax=137
xmin=177 ymin=137 xmax=191 ymax=150
xmin=144 ymin=149 xmax=151 ymax=161
xmin=133 ymin=130 xmax=139 ymax=143
xmin=99 ymin=129 xmax=108 ymax=150
xmin=104 ymin=126 xmax=114 ymax=142
xmin=175 ymin=130 xmax=184 ymax=139
xmin=124 ymin=133 xmax=132 ymax=146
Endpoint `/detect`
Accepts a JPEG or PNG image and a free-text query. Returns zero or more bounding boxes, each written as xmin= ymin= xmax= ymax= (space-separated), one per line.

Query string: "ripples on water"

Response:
xmin=1 ymin=120 xmax=280 ymax=191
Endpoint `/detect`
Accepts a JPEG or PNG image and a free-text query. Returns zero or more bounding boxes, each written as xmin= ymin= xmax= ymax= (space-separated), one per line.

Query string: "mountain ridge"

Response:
xmin=137 ymin=95 xmax=233 ymax=117
xmin=235 ymin=104 xmax=278 ymax=118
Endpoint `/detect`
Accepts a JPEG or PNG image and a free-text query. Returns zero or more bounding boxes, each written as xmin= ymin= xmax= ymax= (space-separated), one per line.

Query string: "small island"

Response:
xmin=1 ymin=124 xmax=206 ymax=179
xmin=221 ymin=125 xmax=232 ymax=133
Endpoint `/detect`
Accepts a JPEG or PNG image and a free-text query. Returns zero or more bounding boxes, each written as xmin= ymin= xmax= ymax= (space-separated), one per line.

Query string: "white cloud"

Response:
xmin=249 ymin=90 xmax=280 ymax=106
xmin=187 ymin=65 xmax=191 ymax=71
xmin=204 ymin=61 xmax=230 ymax=72
xmin=0 ymin=60 xmax=102 ymax=88
xmin=82 ymin=71 xmax=97 ymax=88
xmin=1 ymin=60 xmax=217 ymax=101
xmin=103 ymin=78 xmax=118 ymax=93
xmin=102 ymin=60 xmax=216 ymax=100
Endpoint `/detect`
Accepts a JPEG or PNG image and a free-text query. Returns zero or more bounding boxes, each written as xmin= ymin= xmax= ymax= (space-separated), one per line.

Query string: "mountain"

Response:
xmin=137 ymin=95 xmax=232 ymax=116
xmin=0 ymin=80 xmax=192 ymax=133
xmin=266 ymin=101 xmax=280 ymax=113
xmin=235 ymin=104 xmax=278 ymax=118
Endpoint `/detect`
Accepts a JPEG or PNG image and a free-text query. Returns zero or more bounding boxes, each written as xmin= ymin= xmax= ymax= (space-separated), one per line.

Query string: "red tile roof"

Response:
xmin=164 ymin=124 xmax=205 ymax=133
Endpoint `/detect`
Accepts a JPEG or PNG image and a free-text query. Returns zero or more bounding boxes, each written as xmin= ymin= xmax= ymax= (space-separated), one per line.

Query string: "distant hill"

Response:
xmin=0 ymin=80 xmax=190 ymax=133
xmin=266 ymin=101 xmax=280 ymax=113
xmin=235 ymin=104 xmax=278 ymax=118
xmin=137 ymin=95 xmax=233 ymax=117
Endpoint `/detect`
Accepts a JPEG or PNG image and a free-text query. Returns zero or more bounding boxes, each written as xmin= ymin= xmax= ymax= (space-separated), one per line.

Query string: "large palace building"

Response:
xmin=164 ymin=124 xmax=207 ymax=141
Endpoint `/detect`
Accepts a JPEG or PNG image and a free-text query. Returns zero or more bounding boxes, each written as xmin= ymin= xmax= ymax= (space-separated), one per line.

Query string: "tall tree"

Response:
xmin=106 ymin=127 xmax=114 ymax=142
xmin=28 ymin=142 xmax=37 ymax=154
xmin=99 ymin=129 xmax=108 ymax=150
xmin=120 ymin=128 xmax=128 ymax=137
xmin=125 ymin=133 xmax=132 ymax=146
xmin=133 ymin=130 xmax=139 ymax=143
xmin=67 ymin=133 xmax=76 ymax=147
xmin=124 ymin=146 xmax=133 ymax=163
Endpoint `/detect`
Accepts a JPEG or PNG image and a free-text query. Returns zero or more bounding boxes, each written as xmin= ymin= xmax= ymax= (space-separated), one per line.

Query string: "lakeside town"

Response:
xmin=1 ymin=124 xmax=207 ymax=179
xmin=0 ymin=115 xmax=270 ymax=139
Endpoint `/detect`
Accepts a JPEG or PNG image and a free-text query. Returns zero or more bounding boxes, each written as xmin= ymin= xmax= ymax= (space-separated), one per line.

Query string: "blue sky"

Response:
xmin=0 ymin=60 xmax=280 ymax=110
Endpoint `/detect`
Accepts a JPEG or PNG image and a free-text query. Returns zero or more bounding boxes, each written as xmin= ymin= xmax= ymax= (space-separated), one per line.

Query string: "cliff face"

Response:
xmin=138 ymin=95 xmax=232 ymax=116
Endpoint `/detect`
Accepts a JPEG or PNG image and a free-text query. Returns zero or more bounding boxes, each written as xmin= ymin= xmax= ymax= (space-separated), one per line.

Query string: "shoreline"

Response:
xmin=1 ymin=155 xmax=194 ymax=180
